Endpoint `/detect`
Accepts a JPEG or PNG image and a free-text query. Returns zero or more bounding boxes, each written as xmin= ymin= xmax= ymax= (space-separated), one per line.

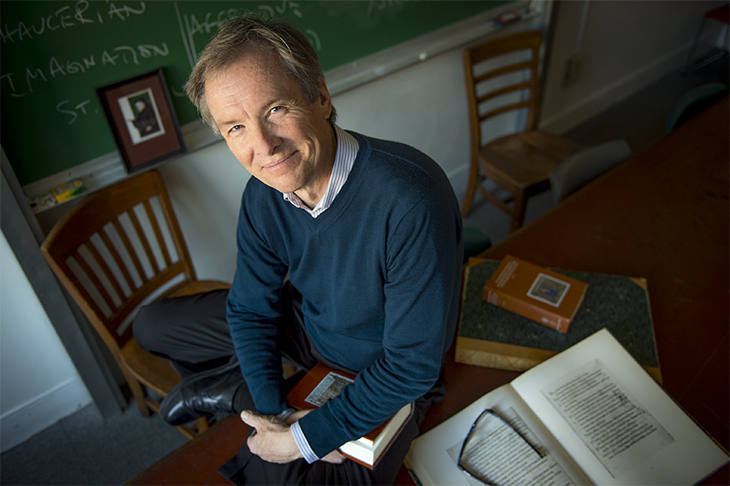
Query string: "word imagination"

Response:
xmin=1 ymin=43 xmax=169 ymax=99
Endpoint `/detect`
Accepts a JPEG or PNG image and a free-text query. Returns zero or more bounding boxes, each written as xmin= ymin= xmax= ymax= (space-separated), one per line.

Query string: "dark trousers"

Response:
xmin=133 ymin=287 xmax=443 ymax=485
xmin=134 ymin=285 xmax=323 ymax=376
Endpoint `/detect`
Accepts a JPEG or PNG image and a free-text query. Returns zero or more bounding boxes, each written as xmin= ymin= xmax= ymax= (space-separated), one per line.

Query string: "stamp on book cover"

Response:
xmin=528 ymin=273 xmax=570 ymax=307
xmin=305 ymin=372 xmax=354 ymax=407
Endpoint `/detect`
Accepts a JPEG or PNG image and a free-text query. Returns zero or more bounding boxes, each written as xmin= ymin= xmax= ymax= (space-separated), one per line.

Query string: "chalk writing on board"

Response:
xmin=0 ymin=43 xmax=169 ymax=98
xmin=367 ymin=0 xmax=419 ymax=18
xmin=305 ymin=30 xmax=321 ymax=51
xmin=0 ymin=1 xmax=147 ymax=44
xmin=175 ymin=1 xmax=320 ymax=71
xmin=176 ymin=6 xmax=242 ymax=69
xmin=257 ymin=1 xmax=303 ymax=19
xmin=56 ymin=99 xmax=94 ymax=125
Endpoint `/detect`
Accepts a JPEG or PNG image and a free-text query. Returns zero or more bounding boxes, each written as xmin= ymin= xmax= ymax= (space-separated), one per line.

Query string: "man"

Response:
xmin=133 ymin=16 xmax=463 ymax=484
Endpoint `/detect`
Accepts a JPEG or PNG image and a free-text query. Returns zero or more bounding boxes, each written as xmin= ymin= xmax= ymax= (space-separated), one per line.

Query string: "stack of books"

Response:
xmin=456 ymin=257 xmax=662 ymax=383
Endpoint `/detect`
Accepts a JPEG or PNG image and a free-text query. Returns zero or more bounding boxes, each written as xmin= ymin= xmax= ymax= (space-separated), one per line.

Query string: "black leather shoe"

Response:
xmin=160 ymin=361 xmax=245 ymax=426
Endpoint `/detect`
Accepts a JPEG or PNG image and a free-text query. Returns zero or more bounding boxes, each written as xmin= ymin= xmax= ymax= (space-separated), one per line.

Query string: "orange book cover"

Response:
xmin=286 ymin=363 xmax=413 ymax=468
xmin=483 ymin=255 xmax=588 ymax=333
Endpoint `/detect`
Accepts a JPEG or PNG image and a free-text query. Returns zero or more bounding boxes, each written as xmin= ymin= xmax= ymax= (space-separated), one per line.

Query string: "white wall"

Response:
xmin=157 ymin=142 xmax=248 ymax=282
xmin=334 ymin=48 xmax=471 ymax=192
xmin=539 ymin=0 xmax=727 ymax=134
xmin=0 ymin=232 xmax=92 ymax=452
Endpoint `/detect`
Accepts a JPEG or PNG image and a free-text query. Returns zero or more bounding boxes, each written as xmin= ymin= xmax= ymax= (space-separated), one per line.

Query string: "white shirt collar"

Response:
xmin=283 ymin=125 xmax=359 ymax=218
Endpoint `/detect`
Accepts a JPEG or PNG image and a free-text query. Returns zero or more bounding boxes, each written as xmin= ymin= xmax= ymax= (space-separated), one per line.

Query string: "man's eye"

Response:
xmin=270 ymin=106 xmax=284 ymax=115
xmin=229 ymin=124 xmax=244 ymax=133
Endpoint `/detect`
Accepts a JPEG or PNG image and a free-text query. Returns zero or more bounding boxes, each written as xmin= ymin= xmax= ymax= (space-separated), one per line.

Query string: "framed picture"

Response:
xmin=96 ymin=69 xmax=185 ymax=173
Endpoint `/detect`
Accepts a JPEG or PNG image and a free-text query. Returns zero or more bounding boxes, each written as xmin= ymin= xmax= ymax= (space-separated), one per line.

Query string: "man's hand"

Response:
xmin=284 ymin=409 xmax=311 ymax=425
xmin=241 ymin=410 xmax=346 ymax=464
xmin=241 ymin=410 xmax=302 ymax=464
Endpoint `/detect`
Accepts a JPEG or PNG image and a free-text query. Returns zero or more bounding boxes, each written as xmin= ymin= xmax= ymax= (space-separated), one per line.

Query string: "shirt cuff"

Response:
xmin=291 ymin=421 xmax=319 ymax=464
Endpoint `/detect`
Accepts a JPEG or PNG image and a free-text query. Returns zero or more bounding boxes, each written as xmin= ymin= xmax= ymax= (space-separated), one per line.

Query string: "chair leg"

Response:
xmin=194 ymin=416 xmax=210 ymax=434
xmin=121 ymin=368 xmax=154 ymax=417
xmin=510 ymin=193 xmax=528 ymax=233
xmin=175 ymin=425 xmax=197 ymax=440
xmin=172 ymin=417 xmax=211 ymax=440
xmin=461 ymin=158 xmax=480 ymax=217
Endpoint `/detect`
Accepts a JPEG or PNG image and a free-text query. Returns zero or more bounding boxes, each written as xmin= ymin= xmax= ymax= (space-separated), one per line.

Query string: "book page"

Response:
xmin=512 ymin=329 xmax=729 ymax=485
xmin=406 ymin=385 xmax=591 ymax=486
xmin=542 ymin=359 xmax=674 ymax=478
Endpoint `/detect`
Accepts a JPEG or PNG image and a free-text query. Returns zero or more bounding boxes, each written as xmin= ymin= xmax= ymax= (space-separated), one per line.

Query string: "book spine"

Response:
xmin=485 ymin=288 xmax=569 ymax=333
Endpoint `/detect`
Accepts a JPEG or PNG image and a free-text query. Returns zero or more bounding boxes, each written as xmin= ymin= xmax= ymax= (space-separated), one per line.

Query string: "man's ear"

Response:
xmin=317 ymin=81 xmax=333 ymax=120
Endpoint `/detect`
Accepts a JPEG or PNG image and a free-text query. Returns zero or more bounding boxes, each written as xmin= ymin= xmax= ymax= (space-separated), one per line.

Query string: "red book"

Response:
xmin=286 ymin=363 xmax=413 ymax=469
xmin=483 ymin=255 xmax=588 ymax=333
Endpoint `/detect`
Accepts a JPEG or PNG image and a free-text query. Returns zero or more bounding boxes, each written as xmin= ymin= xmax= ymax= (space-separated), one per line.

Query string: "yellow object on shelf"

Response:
xmin=51 ymin=180 xmax=86 ymax=203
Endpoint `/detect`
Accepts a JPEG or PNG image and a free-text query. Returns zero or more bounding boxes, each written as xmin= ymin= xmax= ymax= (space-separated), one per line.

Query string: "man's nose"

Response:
xmin=254 ymin=124 xmax=281 ymax=155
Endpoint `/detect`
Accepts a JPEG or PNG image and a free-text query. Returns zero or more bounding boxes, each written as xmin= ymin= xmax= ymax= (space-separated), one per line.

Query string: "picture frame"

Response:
xmin=96 ymin=69 xmax=185 ymax=173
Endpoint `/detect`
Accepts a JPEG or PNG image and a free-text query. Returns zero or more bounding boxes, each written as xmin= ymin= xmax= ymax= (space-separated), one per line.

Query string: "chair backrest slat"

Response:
xmin=143 ymin=200 xmax=174 ymax=268
xmin=128 ymin=206 xmax=160 ymax=276
xmin=472 ymin=61 xmax=534 ymax=85
xmin=111 ymin=218 xmax=148 ymax=289
xmin=478 ymin=100 xmax=532 ymax=124
xmin=476 ymin=81 xmax=533 ymax=105
xmin=98 ymin=226 xmax=137 ymax=294
xmin=61 ymin=251 xmax=111 ymax=319
xmin=75 ymin=245 xmax=119 ymax=314
xmin=85 ymin=236 xmax=126 ymax=308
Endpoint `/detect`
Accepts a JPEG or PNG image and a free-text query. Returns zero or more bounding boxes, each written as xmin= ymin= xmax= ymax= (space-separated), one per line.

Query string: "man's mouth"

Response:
xmin=264 ymin=151 xmax=297 ymax=171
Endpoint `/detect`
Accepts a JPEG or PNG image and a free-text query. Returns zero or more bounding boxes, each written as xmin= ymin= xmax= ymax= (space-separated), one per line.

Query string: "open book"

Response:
xmin=406 ymin=329 xmax=728 ymax=485
xmin=286 ymin=363 xmax=413 ymax=469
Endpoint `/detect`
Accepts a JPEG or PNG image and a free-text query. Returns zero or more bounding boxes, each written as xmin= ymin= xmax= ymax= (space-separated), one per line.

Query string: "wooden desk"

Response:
xmin=425 ymin=96 xmax=730 ymax=484
xmin=129 ymin=98 xmax=729 ymax=485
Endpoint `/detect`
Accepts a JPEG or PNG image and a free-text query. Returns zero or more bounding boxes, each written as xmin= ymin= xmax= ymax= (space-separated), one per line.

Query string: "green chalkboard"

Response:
xmin=1 ymin=1 xmax=509 ymax=186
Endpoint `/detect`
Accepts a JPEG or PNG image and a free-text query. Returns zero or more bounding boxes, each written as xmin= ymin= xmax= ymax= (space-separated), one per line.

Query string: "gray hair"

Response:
xmin=185 ymin=16 xmax=336 ymax=136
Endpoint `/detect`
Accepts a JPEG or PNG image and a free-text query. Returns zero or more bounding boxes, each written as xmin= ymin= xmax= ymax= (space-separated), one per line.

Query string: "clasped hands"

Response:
xmin=241 ymin=409 xmax=346 ymax=464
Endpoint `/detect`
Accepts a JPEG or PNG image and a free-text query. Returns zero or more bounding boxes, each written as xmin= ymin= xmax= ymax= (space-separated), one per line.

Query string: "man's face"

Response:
xmin=205 ymin=47 xmax=335 ymax=204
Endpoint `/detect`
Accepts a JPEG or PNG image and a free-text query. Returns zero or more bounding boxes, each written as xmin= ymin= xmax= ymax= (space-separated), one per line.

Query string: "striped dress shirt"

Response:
xmin=283 ymin=125 xmax=359 ymax=218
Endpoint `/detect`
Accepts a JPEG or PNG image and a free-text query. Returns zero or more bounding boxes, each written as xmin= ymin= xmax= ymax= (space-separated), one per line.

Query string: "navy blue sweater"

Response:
xmin=226 ymin=131 xmax=463 ymax=458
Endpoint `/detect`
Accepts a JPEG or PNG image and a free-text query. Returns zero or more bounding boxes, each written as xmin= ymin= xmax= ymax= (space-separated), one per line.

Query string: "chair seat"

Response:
xmin=479 ymin=131 xmax=584 ymax=191
xmin=121 ymin=339 xmax=181 ymax=398
xmin=163 ymin=279 xmax=231 ymax=299
xmin=124 ymin=279 xmax=231 ymax=397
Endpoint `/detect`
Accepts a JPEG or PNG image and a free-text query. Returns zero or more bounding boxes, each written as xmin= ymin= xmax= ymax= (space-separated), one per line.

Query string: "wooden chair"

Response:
xmin=41 ymin=170 xmax=230 ymax=439
xmin=461 ymin=30 xmax=583 ymax=232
